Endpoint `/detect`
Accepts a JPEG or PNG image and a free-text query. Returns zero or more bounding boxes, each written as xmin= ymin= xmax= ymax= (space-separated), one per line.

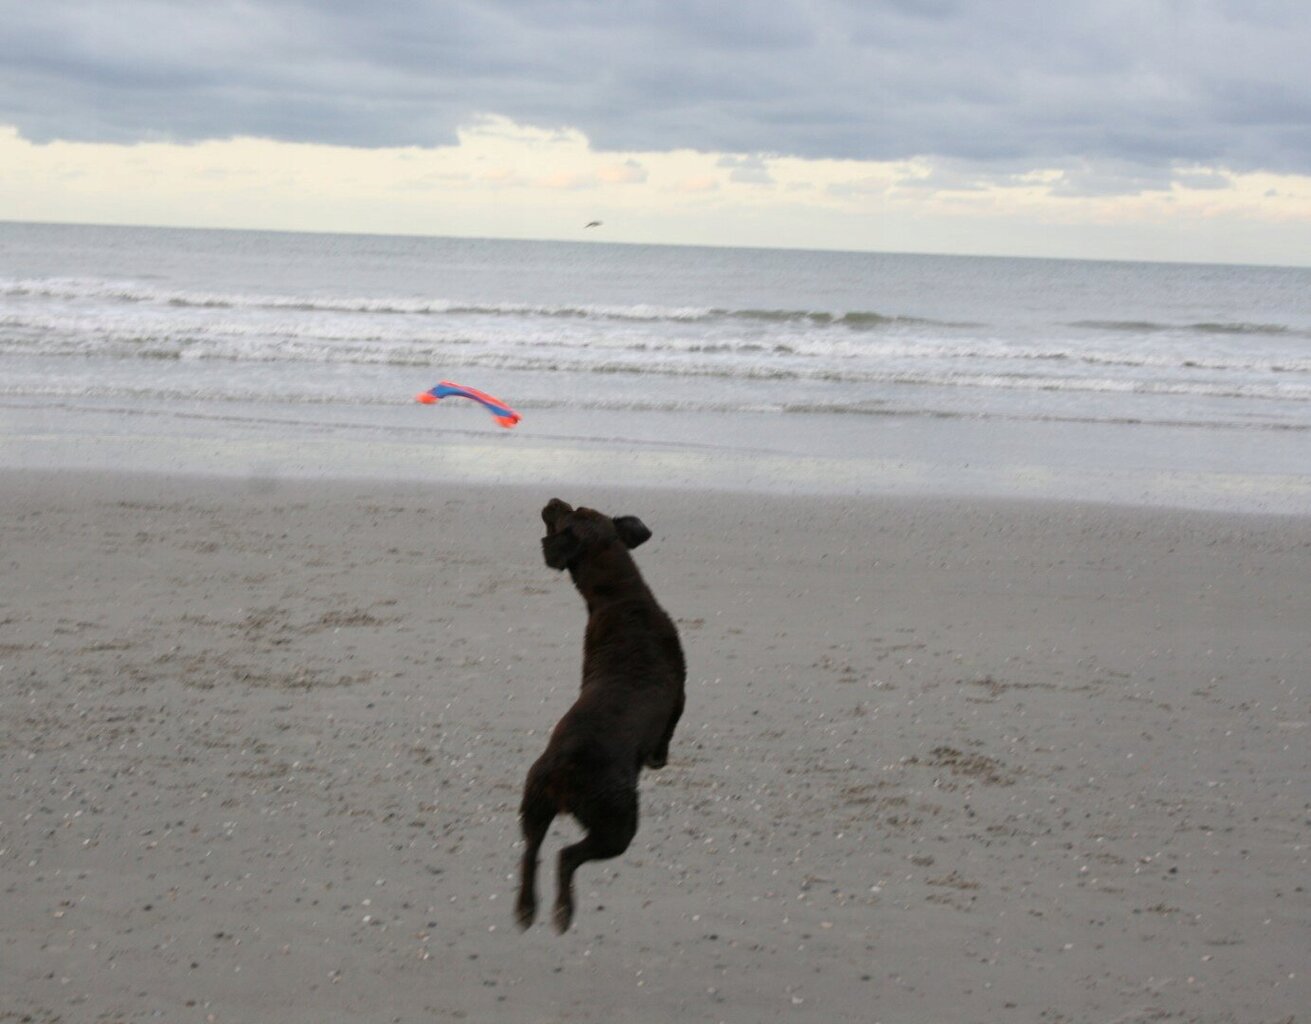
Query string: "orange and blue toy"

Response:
xmin=415 ymin=380 xmax=522 ymax=428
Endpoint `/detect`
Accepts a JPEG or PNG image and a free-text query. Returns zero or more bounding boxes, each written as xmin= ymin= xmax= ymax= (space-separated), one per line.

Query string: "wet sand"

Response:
xmin=2 ymin=470 xmax=1307 ymax=1023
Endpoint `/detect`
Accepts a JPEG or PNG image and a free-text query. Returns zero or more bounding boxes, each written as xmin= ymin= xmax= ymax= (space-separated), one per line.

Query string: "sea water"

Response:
xmin=2 ymin=221 xmax=1308 ymax=511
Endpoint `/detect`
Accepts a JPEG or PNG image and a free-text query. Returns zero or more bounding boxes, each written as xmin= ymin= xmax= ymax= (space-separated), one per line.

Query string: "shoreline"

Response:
xmin=3 ymin=468 xmax=1308 ymax=1022
xmin=5 ymin=461 xmax=1311 ymax=523
xmin=4 ymin=394 xmax=1309 ymax=516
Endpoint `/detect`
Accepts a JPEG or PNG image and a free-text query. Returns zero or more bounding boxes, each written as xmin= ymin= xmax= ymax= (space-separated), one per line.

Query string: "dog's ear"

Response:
xmin=613 ymin=516 xmax=652 ymax=549
xmin=542 ymin=529 xmax=581 ymax=570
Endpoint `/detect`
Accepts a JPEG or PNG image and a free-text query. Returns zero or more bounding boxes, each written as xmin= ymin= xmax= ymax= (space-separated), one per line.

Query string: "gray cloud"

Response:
xmin=717 ymin=154 xmax=775 ymax=185
xmin=2 ymin=0 xmax=1308 ymax=183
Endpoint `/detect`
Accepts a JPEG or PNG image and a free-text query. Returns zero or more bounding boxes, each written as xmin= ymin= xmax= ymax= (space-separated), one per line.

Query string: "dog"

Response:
xmin=515 ymin=498 xmax=686 ymax=933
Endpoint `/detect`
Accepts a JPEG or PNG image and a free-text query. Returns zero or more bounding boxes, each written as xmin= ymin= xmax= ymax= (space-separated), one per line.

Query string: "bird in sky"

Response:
xmin=584 ymin=220 xmax=602 ymax=228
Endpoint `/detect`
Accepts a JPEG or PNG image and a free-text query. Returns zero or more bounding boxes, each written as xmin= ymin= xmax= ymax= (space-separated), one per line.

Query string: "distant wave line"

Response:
xmin=5 ymin=320 xmax=1311 ymax=378
xmin=9 ymin=277 xmax=1307 ymax=340
xmin=1 ymin=278 xmax=971 ymax=331
xmin=5 ymin=348 xmax=1309 ymax=403
xmin=1071 ymin=319 xmax=1308 ymax=339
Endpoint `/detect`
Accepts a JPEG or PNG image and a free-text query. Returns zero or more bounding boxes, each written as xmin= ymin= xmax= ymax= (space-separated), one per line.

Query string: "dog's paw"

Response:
xmin=515 ymin=897 xmax=537 ymax=931
xmin=553 ymin=900 xmax=574 ymax=935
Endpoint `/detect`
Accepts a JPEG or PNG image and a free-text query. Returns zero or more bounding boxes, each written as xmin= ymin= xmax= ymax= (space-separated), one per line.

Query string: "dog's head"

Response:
xmin=541 ymin=498 xmax=652 ymax=571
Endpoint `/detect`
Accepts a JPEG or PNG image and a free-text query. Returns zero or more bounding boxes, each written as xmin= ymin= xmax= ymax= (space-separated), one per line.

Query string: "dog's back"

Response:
xmin=580 ymin=593 xmax=683 ymax=748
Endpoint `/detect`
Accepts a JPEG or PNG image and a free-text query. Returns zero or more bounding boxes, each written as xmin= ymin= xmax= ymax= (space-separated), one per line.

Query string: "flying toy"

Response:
xmin=415 ymin=380 xmax=522 ymax=428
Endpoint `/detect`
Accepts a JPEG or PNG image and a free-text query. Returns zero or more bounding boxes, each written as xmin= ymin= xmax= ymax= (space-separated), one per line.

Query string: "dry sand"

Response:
xmin=2 ymin=469 xmax=1307 ymax=1023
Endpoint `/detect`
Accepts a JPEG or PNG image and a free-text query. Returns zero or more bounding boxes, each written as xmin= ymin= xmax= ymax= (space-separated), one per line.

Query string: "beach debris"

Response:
xmin=415 ymin=380 xmax=521 ymax=428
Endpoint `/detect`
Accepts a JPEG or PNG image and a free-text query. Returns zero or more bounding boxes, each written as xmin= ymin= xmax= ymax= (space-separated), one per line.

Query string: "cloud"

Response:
xmin=1172 ymin=168 xmax=1235 ymax=191
xmin=597 ymin=159 xmax=648 ymax=184
xmin=1045 ymin=159 xmax=1178 ymax=198
xmin=4 ymin=122 xmax=1310 ymax=265
xmin=826 ymin=176 xmax=891 ymax=199
xmin=717 ymin=154 xmax=775 ymax=185
xmin=1 ymin=1 xmax=1309 ymax=195
xmin=892 ymin=165 xmax=991 ymax=193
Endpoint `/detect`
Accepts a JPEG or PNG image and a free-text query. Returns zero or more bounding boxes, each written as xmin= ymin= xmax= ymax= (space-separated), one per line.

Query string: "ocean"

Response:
xmin=2 ymin=221 xmax=1308 ymax=512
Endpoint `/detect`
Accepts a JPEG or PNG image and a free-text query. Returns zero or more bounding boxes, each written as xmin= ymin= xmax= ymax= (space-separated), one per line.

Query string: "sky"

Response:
xmin=2 ymin=0 xmax=1310 ymax=265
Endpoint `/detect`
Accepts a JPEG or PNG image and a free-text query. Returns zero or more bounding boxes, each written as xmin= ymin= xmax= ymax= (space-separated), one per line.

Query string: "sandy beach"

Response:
xmin=2 ymin=469 xmax=1307 ymax=1023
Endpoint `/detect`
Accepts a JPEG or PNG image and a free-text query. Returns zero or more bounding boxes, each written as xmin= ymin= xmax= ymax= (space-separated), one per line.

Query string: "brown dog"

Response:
xmin=515 ymin=498 xmax=686 ymax=933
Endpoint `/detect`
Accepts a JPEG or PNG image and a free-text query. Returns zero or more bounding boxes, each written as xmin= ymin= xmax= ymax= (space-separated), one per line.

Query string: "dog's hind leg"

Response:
xmin=553 ymin=792 xmax=638 ymax=933
xmin=516 ymin=784 xmax=556 ymax=930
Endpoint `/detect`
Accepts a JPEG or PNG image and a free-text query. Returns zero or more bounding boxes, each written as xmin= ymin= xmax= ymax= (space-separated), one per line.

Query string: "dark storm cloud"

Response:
xmin=2 ymin=0 xmax=1308 ymax=177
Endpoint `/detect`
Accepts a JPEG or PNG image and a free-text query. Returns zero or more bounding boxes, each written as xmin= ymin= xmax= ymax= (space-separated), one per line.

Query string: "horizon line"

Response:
xmin=2 ymin=216 xmax=1307 ymax=273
